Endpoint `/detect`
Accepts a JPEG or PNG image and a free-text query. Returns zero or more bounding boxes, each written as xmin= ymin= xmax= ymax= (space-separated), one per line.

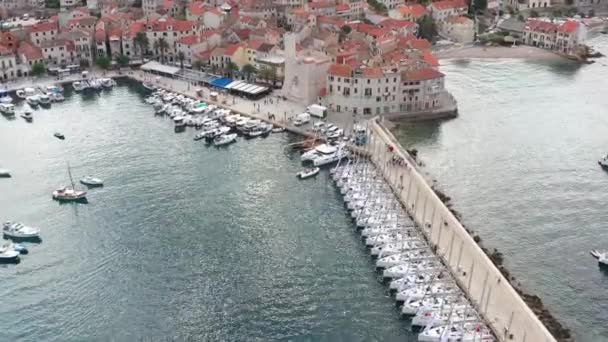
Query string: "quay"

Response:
xmin=5 ymin=70 xmax=559 ymax=341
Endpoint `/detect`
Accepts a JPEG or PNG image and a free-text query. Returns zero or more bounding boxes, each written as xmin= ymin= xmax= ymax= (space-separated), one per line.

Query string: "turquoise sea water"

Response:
xmin=0 ymin=82 xmax=413 ymax=341
xmin=393 ymin=36 xmax=608 ymax=341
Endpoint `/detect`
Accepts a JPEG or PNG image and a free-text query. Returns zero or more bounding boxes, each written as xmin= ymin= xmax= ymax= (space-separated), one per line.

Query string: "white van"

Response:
xmin=306 ymin=104 xmax=327 ymax=118
xmin=294 ymin=112 xmax=311 ymax=126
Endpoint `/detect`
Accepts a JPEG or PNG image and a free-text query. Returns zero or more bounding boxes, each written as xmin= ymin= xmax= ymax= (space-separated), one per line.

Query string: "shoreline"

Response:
xmin=435 ymin=45 xmax=567 ymax=61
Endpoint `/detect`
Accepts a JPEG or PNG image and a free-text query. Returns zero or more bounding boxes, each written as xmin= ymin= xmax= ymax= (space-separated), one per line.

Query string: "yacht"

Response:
xmin=0 ymin=88 xmax=12 ymax=104
xmin=38 ymin=94 xmax=51 ymax=107
xmin=214 ymin=133 xmax=237 ymax=146
xmin=0 ymin=103 xmax=15 ymax=116
xmin=46 ymin=85 xmax=64 ymax=94
xmin=313 ymin=148 xmax=347 ymax=167
xmin=418 ymin=322 xmax=494 ymax=342
xmin=16 ymin=87 xmax=36 ymax=99
xmin=2 ymin=221 xmax=41 ymax=239
xmin=80 ymin=176 xmax=104 ymax=187
xmin=26 ymin=95 xmax=39 ymax=107
xmin=88 ymin=78 xmax=103 ymax=91
xmin=52 ymin=164 xmax=87 ymax=202
xmin=301 ymin=144 xmax=337 ymax=162
xmin=0 ymin=169 xmax=11 ymax=178
xmin=0 ymin=242 xmax=20 ymax=263
xmin=590 ymin=249 xmax=608 ymax=267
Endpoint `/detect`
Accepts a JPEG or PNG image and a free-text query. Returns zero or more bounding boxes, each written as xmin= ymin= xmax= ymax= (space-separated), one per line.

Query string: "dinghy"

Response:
xmin=297 ymin=167 xmax=320 ymax=179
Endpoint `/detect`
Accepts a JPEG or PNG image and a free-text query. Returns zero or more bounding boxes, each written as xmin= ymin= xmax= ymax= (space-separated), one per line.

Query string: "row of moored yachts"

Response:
xmin=329 ymin=158 xmax=496 ymax=342
xmin=145 ymin=90 xmax=284 ymax=146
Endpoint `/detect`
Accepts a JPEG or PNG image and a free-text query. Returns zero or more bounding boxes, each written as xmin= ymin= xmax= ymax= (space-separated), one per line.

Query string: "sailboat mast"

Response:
xmin=67 ymin=162 xmax=75 ymax=189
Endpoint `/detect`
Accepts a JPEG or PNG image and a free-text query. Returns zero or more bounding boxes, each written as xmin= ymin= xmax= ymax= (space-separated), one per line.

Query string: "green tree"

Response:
xmin=117 ymin=55 xmax=130 ymax=67
xmin=588 ymin=9 xmax=595 ymax=17
xmin=530 ymin=10 xmax=540 ymax=17
xmin=241 ymin=63 xmax=258 ymax=81
xmin=45 ymin=0 xmax=60 ymax=8
xmin=341 ymin=25 xmax=352 ymax=35
xmin=473 ymin=0 xmax=487 ymax=11
xmin=416 ymin=16 xmax=438 ymax=42
xmin=366 ymin=0 xmax=388 ymax=14
xmin=96 ymin=56 xmax=111 ymax=69
xmin=153 ymin=37 xmax=169 ymax=63
xmin=31 ymin=62 xmax=46 ymax=76
xmin=134 ymin=32 xmax=149 ymax=62
xmin=517 ymin=14 xmax=525 ymax=21
xmin=177 ymin=51 xmax=185 ymax=69
xmin=192 ymin=60 xmax=205 ymax=71
xmin=226 ymin=61 xmax=238 ymax=77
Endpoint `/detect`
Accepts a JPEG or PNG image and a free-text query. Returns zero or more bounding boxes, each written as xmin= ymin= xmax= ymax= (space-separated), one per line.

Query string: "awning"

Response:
xmin=209 ymin=77 xmax=233 ymax=88
xmin=225 ymin=80 xmax=245 ymax=89
xmin=140 ymin=61 xmax=180 ymax=75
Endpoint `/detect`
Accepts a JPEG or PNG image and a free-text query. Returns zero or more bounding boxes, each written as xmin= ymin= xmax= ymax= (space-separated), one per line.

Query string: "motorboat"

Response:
xmin=88 ymin=78 xmax=103 ymax=90
xmin=0 ymin=103 xmax=15 ymax=116
xmin=142 ymin=82 xmax=156 ymax=91
xmin=412 ymin=308 xmax=479 ymax=331
xmin=54 ymin=132 xmax=65 ymax=140
xmin=52 ymin=163 xmax=87 ymax=202
xmin=0 ymin=169 xmax=11 ymax=178
xmin=38 ymin=94 xmax=51 ymax=107
xmin=80 ymin=176 xmax=104 ymax=187
xmin=3 ymin=221 xmax=40 ymax=239
xmin=599 ymin=156 xmax=608 ymax=170
xmin=301 ymin=144 xmax=337 ymax=162
xmin=0 ymin=242 xmax=19 ymax=263
xmin=0 ymin=88 xmax=12 ymax=103
xmin=214 ymin=133 xmax=237 ymax=146
xmin=313 ymin=148 xmax=347 ymax=167
xmin=72 ymin=81 xmax=86 ymax=92
xmin=590 ymin=249 xmax=608 ymax=267
xmin=297 ymin=167 xmax=320 ymax=179
xmin=15 ymin=89 xmax=26 ymax=99
xmin=21 ymin=111 xmax=33 ymax=121
xmin=10 ymin=242 xmax=28 ymax=254
xmin=16 ymin=87 xmax=36 ymax=99
xmin=100 ymin=78 xmax=116 ymax=88
xmin=26 ymin=95 xmax=39 ymax=107
xmin=46 ymin=85 xmax=64 ymax=94
xmin=173 ymin=116 xmax=186 ymax=128
xmin=272 ymin=126 xmax=285 ymax=133
xmin=50 ymin=92 xmax=65 ymax=102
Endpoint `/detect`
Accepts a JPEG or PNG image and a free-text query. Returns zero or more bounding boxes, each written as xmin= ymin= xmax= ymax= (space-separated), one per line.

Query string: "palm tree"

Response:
xmin=241 ymin=64 xmax=257 ymax=81
xmin=226 ymin=61 xmax=238 ymax=78
xmin=177 ymin=51 xmax=185 ymax=69
xmin=192 ymin=60 xmax=204 ymax=71
xmin=154 ymin=38 xmax=169 ymax=63
xmin=134 ymin=32 xmax=149 ymax=63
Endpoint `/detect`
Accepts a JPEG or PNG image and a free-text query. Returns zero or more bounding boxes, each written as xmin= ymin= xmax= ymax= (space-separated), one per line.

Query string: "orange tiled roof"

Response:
xmin=328 ymin=63 xmax=352 ymax=77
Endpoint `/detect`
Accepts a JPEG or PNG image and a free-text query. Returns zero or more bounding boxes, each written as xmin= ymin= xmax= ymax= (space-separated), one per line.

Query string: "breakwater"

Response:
xmin=368 ymin=117 xmax=559 ymax=342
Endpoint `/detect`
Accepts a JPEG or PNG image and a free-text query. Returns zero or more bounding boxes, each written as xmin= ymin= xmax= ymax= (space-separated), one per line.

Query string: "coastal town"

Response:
xmin=1 ymin=0 xmax=607 ymax=341
xmin=0 ymin=0 xmax=604 ymax=119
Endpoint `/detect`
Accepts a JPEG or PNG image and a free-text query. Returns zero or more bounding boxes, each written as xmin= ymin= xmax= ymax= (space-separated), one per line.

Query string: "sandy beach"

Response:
xmin=435 ymin=45 xmax=564 ymax=60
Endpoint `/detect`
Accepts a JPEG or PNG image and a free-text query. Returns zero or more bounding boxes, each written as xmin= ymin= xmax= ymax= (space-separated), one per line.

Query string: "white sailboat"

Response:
xmin=52 ymin=163 xmax=87 ymax=202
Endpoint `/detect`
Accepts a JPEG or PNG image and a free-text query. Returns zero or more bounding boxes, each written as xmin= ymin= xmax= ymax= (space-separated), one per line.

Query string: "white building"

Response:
xmin=281 ymin=33 xmax=331 ymax=105
xmin=442 ymin=16 xmax=474 ymax=43
xmin=324 ymin=64 xmax=448 ymax=115
xmin=0 ymin=47 xmax=18 ymax=80
xmin=428 ymin=0 xmax=468 ymax=24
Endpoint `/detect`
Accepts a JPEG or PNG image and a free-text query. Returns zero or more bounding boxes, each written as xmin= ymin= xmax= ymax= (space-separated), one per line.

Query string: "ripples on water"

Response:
xmin=0 ymin=83 xmax=414 ymax=341
xmin=393 ymin=37 xmax=608 ymax=341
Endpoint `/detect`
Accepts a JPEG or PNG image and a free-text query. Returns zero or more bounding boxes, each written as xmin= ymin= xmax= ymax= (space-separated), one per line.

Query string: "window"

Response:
xmin=376 ymin=96 xmax=381 ymax=102
xmin=367 ymin=79 xmax=370 ymax=84
xmin=364 ymin=88 xmax=372 ymax=96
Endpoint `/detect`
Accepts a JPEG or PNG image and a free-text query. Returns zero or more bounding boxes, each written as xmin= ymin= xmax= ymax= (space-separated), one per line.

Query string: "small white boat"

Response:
xmin=38 ymin=94 xmax=51 ymax=106
xmin=214 ymin=133 xmax=237 ymax=146
xmin=26 ymin=95 xmax=39 ymax=107
xmin=599 ymin=156 xmax=608 ymax=169
xmin=0 ymin=168 xmax=11 ymax=178
xmin=0 ymin=242 xmax=20 ymax=262
xmin=297 ymin=167 xmax=320 ymax=179
xmin=80 ymin=176 xmax=104 ymax=187
xmin=52 ymin=164 xmax=87 ymax=202
xmin=0 ymin=103 xmax=15 ymax=115
xmin=173 ymin=116 xmax=186 ymax=128
xmin=143 ymin=82 xmax=156 ymax=91
xmin=100 ymin=78 xmax=116 ymax=88
xmin=21 ymin=111 xmax=33 ymax=121
xmin=590 ymin=249 xmax=608 ymax=267
xmin=15 ymin=89 xmax=26 ymax=99
xmin=72 ymin=81 xmax=85 ymax=92
xmin=46 ymin=85 xmax=64 ymax=94
xmin=272 ymin=127 xmax=285 ymax=133
xmin=50 ymin=93 xmax=65 ymax=102
xmin=2 ymin=221 xmax=40 ymax=239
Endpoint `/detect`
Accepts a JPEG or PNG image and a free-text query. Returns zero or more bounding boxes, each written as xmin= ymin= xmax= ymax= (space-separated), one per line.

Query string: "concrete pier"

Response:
xmin=366 ymin=117 xmax=556 ymax=342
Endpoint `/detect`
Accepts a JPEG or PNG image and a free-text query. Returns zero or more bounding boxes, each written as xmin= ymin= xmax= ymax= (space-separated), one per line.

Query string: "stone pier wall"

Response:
xmin=366 ymin=118 xmax=556 ymax=342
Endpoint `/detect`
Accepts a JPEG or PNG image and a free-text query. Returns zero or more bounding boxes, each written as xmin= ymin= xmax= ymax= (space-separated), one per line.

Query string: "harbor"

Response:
xmin=0 ymin=72 xmax=568 ymax=341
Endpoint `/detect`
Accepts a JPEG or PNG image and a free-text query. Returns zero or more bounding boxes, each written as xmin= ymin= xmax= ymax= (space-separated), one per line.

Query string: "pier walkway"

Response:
xmin=367 ymin=118 xmax=557 ymax=342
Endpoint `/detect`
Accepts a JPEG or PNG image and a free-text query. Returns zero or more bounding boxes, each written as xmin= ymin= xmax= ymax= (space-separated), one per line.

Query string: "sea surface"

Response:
xmin=393 ymin=36 xmax=608 ymax=341
xmin=0 ymin=82 xmax=413 ymax=341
